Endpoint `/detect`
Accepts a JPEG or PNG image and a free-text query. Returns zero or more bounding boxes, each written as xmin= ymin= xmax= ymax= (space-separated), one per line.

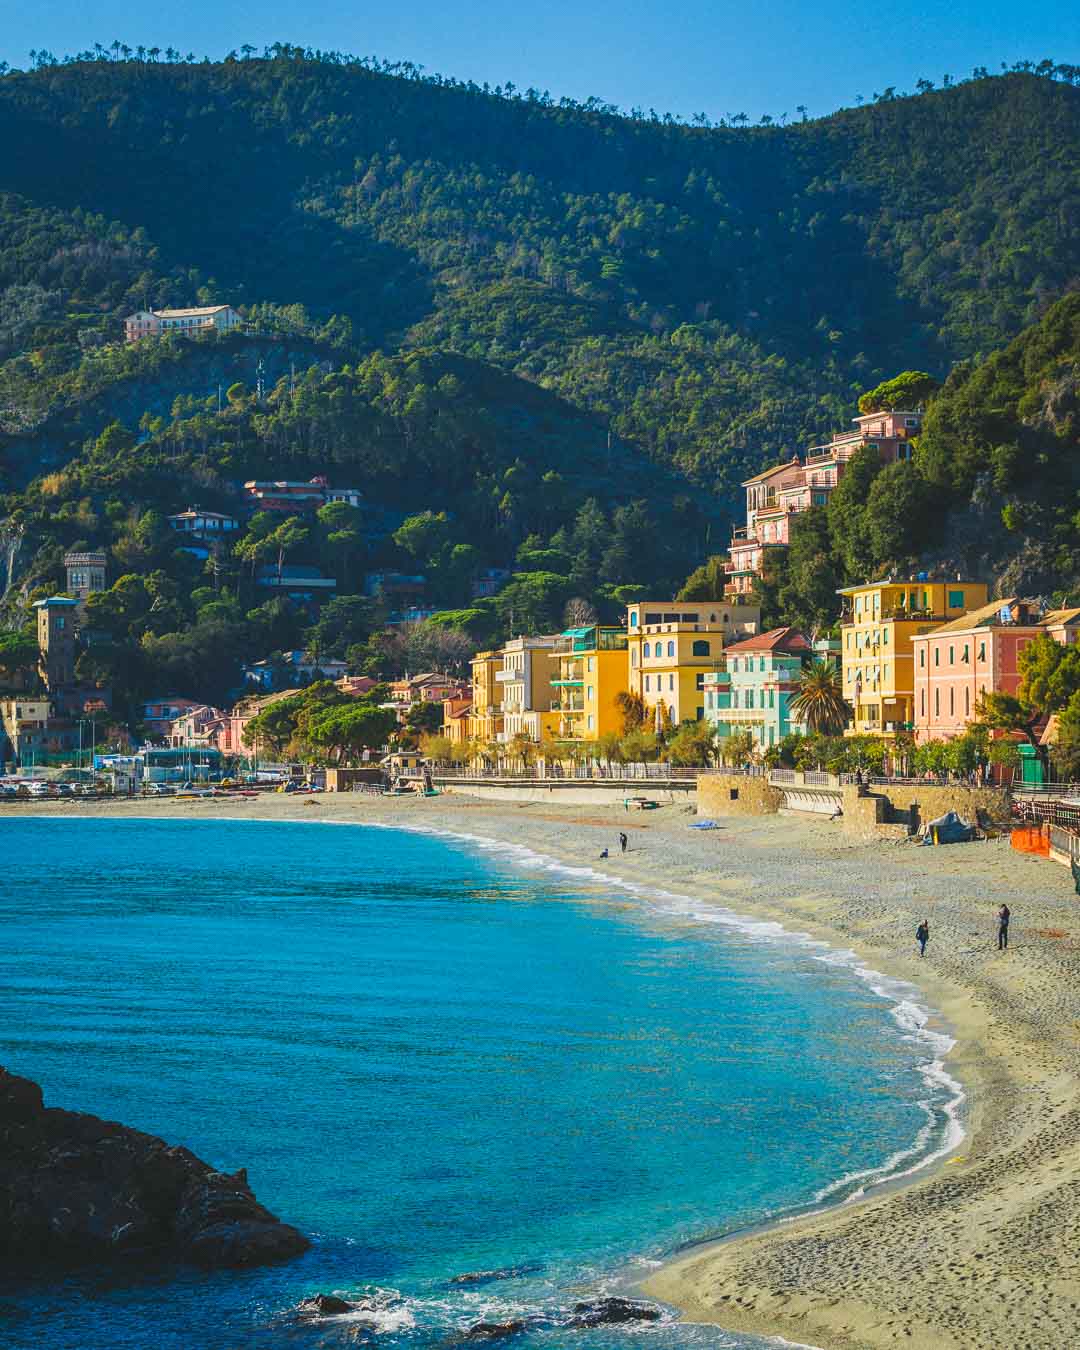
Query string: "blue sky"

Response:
xmin=2 ymin=0 xmax=1077 ymax=121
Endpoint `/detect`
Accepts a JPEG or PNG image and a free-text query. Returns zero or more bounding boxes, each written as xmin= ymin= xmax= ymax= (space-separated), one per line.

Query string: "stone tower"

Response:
xmin=34 ymin=597 xmax=78 ymax=691
xmin=64 ymin=551 xmax=107 ymax=605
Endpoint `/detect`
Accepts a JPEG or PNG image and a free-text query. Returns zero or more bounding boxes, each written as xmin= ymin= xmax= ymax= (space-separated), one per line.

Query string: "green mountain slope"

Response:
xmin=1 ymin=56 xmax=1077 ymax=495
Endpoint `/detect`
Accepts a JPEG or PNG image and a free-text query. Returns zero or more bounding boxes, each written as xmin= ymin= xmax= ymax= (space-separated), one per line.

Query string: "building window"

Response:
xmin=692 ymin=640 xmax=710 ymax=656
xmin=962 ymin=644 xmax=969 ymax=663
xmin=669 ymin=674 xmax=674 ymax=691
xmin=630 ymin=613 xmax=638 ymax=627
xmin=631 ymin=649 xmax=638 ymax=667
xmin=747 ymin=689 xmax=755 ymax=709
xmin=920 ymin=689 xmax=926 ymax=716
xmin=919 ymin=647 xmax=925 ymax=668
xmin=587 ymin=715 xmax=594 ymax=731
xmin=948 ymin=590 xmax=964 ymax=608
xmin=696 ymin=706 xmax=704 ymax=721
xmin=667 ymin=641 xmax=675 ymax=658
xmin=978 ymin=641 xmax=986 ymax=662
xmin=934 ymin=648 xmax=940 ymax=666
xmin=965 ymin=688 xmax=970 ymax=716
xmin=950 ymin=688 xmax=955 ymax=716
xmin=644 ymin=675 xmax=650 ymax=692
xmin=696 ymin=673 xmax=706 ymax=690
xmin=768 ymin=689 xmax=775 ymax=709
xmin=935 ymin=689 xmax=940 ymax=716
xmin=587 ymin=686 xmax=594 ymax=700
xmin=949 ymin=645 xmax=955 ymax=664
xmin=883 ymin=628 xmax=889 ymax=645
xmin=643 ymin=642 xmax=650 ymax=657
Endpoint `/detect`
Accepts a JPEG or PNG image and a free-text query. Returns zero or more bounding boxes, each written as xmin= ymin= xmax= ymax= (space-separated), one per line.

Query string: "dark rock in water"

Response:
xmin=570 ymin=1296 xmax=663 ymax=1327
xmin=0 ymin=1066 xmax=309 ymax=1272
xmin=459 ymin=1322 xmax=527 ymax=1342
xmin=296 ymin=1293 xmax=356 ymax=1318
xmin=450 ymin=1264 xmax=540 ymax=1286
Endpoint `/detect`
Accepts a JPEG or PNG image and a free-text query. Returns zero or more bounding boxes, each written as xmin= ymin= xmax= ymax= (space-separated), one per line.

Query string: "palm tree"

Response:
xmin=790 ymin=662 xmax=851 ymax=736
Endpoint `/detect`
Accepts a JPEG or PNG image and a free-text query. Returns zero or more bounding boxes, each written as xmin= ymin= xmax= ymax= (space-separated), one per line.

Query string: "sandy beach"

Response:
xmin=7 ymin=790 xmax=1080 ymax=1350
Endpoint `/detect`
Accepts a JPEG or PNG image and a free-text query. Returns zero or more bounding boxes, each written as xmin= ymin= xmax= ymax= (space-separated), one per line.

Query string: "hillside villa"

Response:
xmin=124 ymin=305 xmax=241 ymax=342
xmin=726 ymin=409 xmax=924 ymax=597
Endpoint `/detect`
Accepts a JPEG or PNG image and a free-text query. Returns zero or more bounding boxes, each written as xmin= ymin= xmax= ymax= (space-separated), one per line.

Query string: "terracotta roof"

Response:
xmin=723 ymin=626 xmax=813 ymax=655
xmin=740 ymin=457 xmax=801 ymax=487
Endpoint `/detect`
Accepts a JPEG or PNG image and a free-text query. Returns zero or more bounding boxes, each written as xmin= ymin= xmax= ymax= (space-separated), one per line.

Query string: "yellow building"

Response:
xmin=467 ymin=650 xmax=504 ymax=744
xmin=497 ymin=635 xmax=559 ymax=743
xmin=551 ymin=625 xmax=628 ymax=740
xmin=626 ymin=599 xmax=760 ymax=727
xmin=839 ymin=577 xmax=989 ymax=735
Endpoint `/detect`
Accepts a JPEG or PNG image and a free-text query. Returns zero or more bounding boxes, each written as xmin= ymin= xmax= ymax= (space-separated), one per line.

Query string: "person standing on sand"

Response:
xmin=618 ymin=832 xmax=628 ymax=854
xmin=998 ymin=903 xmax=1010 ymax=950
xmin=916 ymin=920 xmax=930 ymax=958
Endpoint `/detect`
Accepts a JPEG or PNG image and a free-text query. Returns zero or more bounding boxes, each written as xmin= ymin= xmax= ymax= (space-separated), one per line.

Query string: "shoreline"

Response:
xmin=6 ymin=793 xmax=1079 ymax=1349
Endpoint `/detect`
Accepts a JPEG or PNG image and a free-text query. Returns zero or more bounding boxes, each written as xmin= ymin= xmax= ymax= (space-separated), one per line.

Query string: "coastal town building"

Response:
xmin=839 ymin=577 xmax=989 ymax=735
xmin=242 ymin=650 xmax=351 ymax=691
xmin=0 ymin=697 xmax=52 ymax=764
xmin=703 ymin=627 xmax=815 ymax=751
xmin=391 ymin=672 xmax=469 ymax=710
xmin=141 ymin=696 xmax=205 ymax=740
xmin=124 ymin=305 xmax=241 ymax=342
xmin=441 ymin=694 xmax=473 ymax=745
xmin=63 ymin=551 xmax=107 ymax=606
xmin=241 ymin=476 xmax=361 ymax=516
xmin=725 ymin=409 xmax=925 ymax=597
xmin=551 ymin=624 xmax=628 ymax=741
xmin=35 ymin=597 xmax=78 ymax=691
xmin=363 ymin=571 xmax=427 ymax=603
xmin=626 ymin=600 xmax=760 ymax=727
xmin=468 ymin=651 xmax=505 ymax=744
xmin=912 ymin=600 xmax=1080 ymax=743
xmin=496 ymin=635 xmax=559 ymax=743
xmin=255 ymin=564 xmax=337 ymax=609
xmin=168 ymin=509 xmax=240 ymax=538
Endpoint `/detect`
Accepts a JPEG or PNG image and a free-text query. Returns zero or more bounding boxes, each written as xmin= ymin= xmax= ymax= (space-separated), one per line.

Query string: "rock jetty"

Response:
xmin=0 ymin=1067 xmax=309 ymax=1270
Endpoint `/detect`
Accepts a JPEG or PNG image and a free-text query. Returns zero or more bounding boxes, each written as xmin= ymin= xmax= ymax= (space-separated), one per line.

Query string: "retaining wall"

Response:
xmin=435 ymin=778 xmax=695 ymax=806
xmin=697 ymin=774 xmax=784 ymax=817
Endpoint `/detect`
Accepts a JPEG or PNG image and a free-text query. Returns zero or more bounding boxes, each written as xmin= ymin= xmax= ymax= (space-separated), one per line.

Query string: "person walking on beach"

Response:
xmin=997 ymin=903 xmax=1010 ymax=950
xmin=916 ymin=919 xmax=930 ymax=958
xmin=618 ymin=831 xmax=628 ymax=854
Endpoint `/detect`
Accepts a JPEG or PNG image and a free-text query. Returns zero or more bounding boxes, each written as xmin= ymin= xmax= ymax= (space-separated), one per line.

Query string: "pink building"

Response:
xmin=912 ymin=600 xmax=1080 ymax=743
xmin=725 ymin=409 xmax=924 ymax=597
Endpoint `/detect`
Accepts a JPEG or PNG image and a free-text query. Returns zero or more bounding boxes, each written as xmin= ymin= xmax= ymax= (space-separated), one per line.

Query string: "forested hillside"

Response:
xmin=0 ymin=49 xmax=1077 ymax=713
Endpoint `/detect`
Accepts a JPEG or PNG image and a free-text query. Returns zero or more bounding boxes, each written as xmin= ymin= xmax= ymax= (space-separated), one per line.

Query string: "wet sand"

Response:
xmin=7 ymin=790 xmax=1080 ymax=1349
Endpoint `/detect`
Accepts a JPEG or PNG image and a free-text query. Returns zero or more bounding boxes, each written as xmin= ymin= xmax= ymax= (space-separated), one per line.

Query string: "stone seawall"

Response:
xmin=696 ymin=774 xmax=1010 ymax=837
xmin=436 ymin=779 xmax=696 ymax=806
xmin=696 ymin=774 xmax=783 ymax=817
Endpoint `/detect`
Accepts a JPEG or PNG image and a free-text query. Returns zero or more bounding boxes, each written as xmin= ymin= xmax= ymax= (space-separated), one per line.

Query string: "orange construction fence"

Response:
xmin=1011 ymin=823 xmax=1050 ymax=856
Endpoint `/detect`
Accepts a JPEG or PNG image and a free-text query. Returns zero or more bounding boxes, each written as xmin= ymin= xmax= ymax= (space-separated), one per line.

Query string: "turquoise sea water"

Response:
xmin=0 ymin=818 xmax=960 ymax=1349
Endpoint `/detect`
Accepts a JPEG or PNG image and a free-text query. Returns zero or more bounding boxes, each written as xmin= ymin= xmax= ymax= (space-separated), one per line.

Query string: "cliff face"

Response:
xmin=0 ymin=1066 xmax=309 ymax=1271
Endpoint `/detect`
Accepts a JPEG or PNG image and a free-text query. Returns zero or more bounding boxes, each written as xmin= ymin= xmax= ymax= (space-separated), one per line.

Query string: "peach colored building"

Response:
xmin=912 ymin=600 xmax=1080 ymax=743
xmin=725 ymin=409 xmax=924 ymax=597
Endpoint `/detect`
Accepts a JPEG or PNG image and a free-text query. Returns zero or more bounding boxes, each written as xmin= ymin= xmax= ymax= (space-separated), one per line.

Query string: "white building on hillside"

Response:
xmin=125 ymin=306 xmax=241 ymax=342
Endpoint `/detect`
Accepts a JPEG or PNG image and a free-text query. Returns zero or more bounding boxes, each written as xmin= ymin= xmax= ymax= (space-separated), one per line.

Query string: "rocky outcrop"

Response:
xmin=0 ymin=1067 xmax=309 ymax=1271
xmin=449 ymin=1264 xmax=540 ymax=1285
xmin=569 ymin=1296 xmax=663 ymax=1327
